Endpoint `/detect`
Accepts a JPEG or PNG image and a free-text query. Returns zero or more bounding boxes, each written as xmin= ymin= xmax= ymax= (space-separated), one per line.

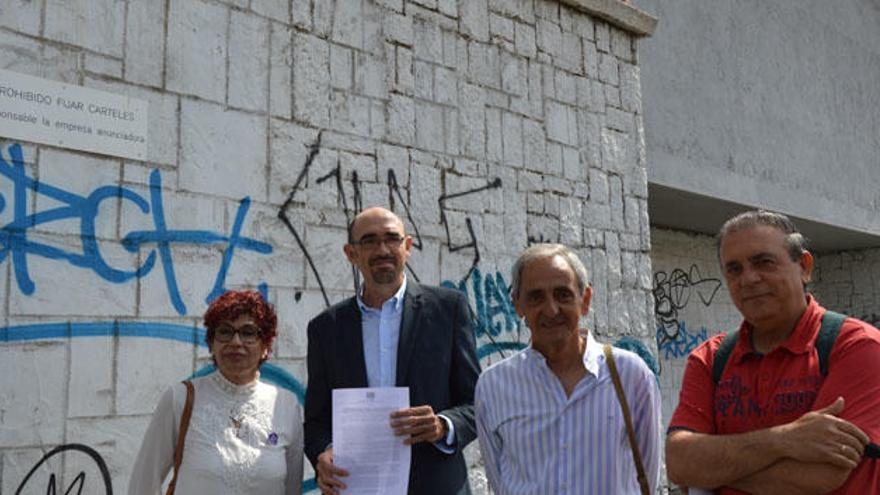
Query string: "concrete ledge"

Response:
xmin=558 ymin=0 xmax=658 ymax=37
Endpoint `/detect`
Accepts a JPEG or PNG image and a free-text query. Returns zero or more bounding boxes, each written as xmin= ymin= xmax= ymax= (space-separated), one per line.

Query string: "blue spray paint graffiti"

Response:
xmin=0 ymin=143 xmax=272 ymax=315
xmin=2 ymin=320 xmax=204 ymax=345
xmin=442 ymin=268 xmax=527 ymax=361
xmin=656 ymin=322 xmax=708 ymax=360
xmin=442 ymin=268 xmax=520 ymax=339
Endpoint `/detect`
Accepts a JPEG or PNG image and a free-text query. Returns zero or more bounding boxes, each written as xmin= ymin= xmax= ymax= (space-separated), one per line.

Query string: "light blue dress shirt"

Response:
xmin=356 ymin=278 xmax=407 ymax=388
xmin=356 ymin=276 xmax=456 ymax=451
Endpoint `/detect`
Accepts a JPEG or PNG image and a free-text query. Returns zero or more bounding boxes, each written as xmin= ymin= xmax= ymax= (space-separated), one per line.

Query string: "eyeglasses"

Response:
xmin=214 ymin=324 xmax=262 ymax=343
xmin=349 ymin=234 xmax=406 ymax=250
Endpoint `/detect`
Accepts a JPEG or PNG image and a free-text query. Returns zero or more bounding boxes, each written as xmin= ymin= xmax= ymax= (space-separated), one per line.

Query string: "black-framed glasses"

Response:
xmin=350 ymin=234 xmax=406 ymax=250
xmin=214 ymin=324 xmax=262 ymax=343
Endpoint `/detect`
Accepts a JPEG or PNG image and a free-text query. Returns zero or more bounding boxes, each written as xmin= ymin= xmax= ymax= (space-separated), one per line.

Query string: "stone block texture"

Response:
xmin=649 ymin=228 xmax=741 ymax=428
xmin=0 ymin=1 xmax=652 ymax=493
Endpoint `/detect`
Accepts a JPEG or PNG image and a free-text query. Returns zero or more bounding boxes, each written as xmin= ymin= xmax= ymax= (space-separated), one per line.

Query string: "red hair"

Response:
xmin=204 ymin=290 xmax=278 ymax=352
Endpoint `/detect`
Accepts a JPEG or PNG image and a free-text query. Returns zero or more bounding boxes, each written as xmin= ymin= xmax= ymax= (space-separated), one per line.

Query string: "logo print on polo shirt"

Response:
xmin=715 ymin=375 xmax=764 ymax=418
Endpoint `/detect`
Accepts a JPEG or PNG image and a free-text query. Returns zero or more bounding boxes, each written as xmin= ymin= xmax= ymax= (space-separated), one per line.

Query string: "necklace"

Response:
xmin=230 ymin=415 xmax=243 ymax=434
xmin=229 ymin=406 xmax=248 ymax=438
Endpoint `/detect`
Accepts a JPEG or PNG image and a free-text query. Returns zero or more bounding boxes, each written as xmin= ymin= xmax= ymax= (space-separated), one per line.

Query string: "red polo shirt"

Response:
xmin=669 ymin=296 xmax=880 ymax=494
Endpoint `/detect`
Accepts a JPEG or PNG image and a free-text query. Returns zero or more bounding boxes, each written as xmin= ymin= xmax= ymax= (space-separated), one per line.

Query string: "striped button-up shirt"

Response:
xmin=476 ymin=332 xmax=662 ymax=495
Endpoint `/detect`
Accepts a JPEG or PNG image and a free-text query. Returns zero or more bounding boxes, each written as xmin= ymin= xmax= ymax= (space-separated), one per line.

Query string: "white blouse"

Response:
xmin=128 ymin=371 xmax=303 ymax=495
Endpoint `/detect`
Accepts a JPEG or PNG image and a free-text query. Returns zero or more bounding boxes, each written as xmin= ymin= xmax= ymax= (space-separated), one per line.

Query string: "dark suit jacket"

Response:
xmin=304 ymin=282 xmax=480 ymax=495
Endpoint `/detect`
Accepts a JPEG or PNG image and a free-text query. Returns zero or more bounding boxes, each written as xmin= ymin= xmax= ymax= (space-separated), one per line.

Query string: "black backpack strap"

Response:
xmin=817 ymin=310 xmax=846 ymax=377
xmin=712 ymin=330 xmax=740 ymax=384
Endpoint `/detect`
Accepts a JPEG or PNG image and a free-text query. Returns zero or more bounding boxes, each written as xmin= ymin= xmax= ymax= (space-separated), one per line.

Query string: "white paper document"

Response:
xmin=332 ymin=387 xmax=411 ymax=494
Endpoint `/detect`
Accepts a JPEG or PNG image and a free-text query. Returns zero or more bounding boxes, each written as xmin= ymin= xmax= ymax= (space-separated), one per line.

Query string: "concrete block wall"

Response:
xmin=814 ymin=248 xmax=880 ymax=329
xmin=0 ymin=0 xmax=653 ymax=493
xmin=635 ymin=0 xmax=880 ymax=237
xmin=649 ymin=228 xmax=740 ymax=426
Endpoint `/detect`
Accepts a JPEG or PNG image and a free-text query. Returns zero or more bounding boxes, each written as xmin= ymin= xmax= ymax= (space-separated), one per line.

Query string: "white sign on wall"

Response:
xmin=0 ymin=69 xmax=148 ymax=161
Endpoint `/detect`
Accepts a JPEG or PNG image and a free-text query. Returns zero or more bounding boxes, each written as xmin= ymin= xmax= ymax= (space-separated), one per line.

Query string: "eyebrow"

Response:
xmin=747 ymin=252 xmax=776 ymax=263
xmin=724 ymin=252 xmax=776 ymax=269
xmin=360 ymin=232 xmax=402 ymax=239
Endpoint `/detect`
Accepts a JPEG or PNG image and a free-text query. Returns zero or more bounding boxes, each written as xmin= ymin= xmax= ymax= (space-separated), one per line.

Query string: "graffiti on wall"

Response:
xmin=0 ymin=141 xmax=301 ymax=491
xmin=14 ymin=444 xmax=112 ymax=495
xmin=277 ymin=134 xmax=526 ymax=362
xmin=656 ymin=322 xmax=709 ymax=360
xmin=278 ymin=133 xmax=504 ymax=297
xmin=441 ymin=267 xmax=523 ymax=361
xmin=652 ymin=264 xmax=722 ymax=360
xmin=1 ymin=136 xmax=519 ymax=493
xmin=0 ymin=143 xmax=273 ymax=315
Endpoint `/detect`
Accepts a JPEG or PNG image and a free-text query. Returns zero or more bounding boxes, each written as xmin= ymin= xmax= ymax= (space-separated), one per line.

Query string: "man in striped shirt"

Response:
xmin=475 ymin=244 xmax=662 ymax=494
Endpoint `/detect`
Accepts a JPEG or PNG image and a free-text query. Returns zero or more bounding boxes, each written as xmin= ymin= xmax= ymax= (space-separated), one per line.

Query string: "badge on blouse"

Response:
xmin=268 ymin=432 xmax=278 ymax=445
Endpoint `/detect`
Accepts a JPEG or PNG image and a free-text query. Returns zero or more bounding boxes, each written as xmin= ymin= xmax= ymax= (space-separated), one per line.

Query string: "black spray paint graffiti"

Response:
xmin=277 ymin=133 xmax=503 ymax=305
xmin=438 ymin=177 xmax=502 ymax=282
xmin=278 ymin=131 xmax=331 ymax=306
xmin=653 ymin=265 xmax=722 ymax=357
xmin=276 ymin=135 xmax=525 ymax=362
xmin=15 ymin=444 xmax=112 ymax=495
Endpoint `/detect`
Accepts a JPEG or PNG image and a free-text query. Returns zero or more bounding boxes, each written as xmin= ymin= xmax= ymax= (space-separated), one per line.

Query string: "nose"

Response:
xmin=228 ymin=331 xmax=244 ymax=344
xmin=740 ymin=266 xmax=761 ymax=286
xmin=375 ymin=239 xmax=393 ymax=254
xmin=542 ymin=297 xmax=560 ymax=317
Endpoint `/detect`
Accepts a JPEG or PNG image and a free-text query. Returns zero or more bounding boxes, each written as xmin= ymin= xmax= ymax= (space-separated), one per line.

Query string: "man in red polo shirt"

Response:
xmin=666 ymin=210 xmax=880 ymax=494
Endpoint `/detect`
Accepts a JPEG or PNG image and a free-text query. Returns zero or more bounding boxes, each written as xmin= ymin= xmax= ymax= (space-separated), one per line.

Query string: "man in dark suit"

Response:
xmin=304 ymin=206 xmax=480 ymax=495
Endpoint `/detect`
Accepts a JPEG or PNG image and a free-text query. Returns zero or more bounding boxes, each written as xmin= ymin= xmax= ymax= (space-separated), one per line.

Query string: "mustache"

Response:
xmin=369 ymin=255 xmax=397 ymax=265
xmin=537 ymin=315 xmax=567 ymax=327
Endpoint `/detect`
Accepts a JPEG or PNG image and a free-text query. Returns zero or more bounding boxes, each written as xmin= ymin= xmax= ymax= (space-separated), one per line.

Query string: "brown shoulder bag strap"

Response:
xmin=166 ymin=380 xmax=194 ymax=495
xmin=604 ymin=344 xmax=651 ymax=495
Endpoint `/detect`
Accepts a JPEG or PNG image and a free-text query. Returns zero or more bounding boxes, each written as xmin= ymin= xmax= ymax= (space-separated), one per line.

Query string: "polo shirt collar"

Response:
xmin=582 ymin=330 xmax=603 ymax=377
xmin=356 ymin=275 xmax=407 ymax=313
xmin=731 ymin=295 xmax=819 ymax=363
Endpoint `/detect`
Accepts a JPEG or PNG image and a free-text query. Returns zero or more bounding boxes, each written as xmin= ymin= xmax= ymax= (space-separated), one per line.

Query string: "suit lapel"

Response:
xmin=396 ymin=282 xmax=423 ymax=386
xmin=340 ymin=297 xmax=369 ymax=388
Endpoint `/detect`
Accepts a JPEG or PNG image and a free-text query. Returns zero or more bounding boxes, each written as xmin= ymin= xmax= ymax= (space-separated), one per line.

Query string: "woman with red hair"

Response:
xmin=129 ymin=290 xmax=303 ymax=495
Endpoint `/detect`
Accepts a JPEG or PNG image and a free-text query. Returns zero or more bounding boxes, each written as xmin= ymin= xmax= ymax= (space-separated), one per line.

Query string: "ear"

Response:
xmin=512 ymin=294 xmax=525 ymax=318
xmin=343 ymin=243 xmax=357 ymax=264
xmin=799 ymin=251 xmax=814 ymax=284
xmin=580 ymin=286 xmax=593 ymax=316
xmin=403 ymin=235 xmax=414 ymax=257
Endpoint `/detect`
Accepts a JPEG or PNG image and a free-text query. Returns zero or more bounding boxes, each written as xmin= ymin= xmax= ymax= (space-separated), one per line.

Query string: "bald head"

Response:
xmin=348 ymin=207 xmax=406 ymax=242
